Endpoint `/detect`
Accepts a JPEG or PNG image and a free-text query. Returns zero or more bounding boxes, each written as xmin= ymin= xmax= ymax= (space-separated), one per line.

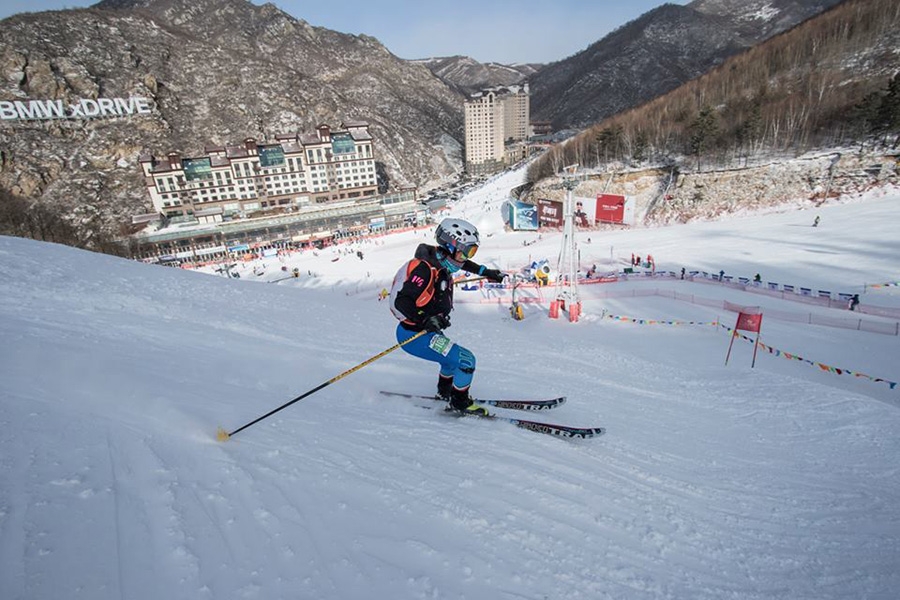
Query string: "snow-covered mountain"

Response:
xmin=2 ymin=164 xmax=900 ymax=599
xmin=530 ymin=0 xmax=844 ymax=129
xmin=414 ymin=56 xmax=540 ymax=95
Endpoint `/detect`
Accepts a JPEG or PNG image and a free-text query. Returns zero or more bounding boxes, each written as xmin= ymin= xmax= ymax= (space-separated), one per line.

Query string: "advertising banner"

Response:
xmin=574 ymin=197 xmax=597 ymax=228
xmin=0 ymin=96 xmax=153 ymax=121
xmin=596 ymin=194 xmax=626 ymax=224
xmin=509 ymin=201 xmax=538 ymax=230
xmin=537 ymin=198 xmax=563 ymax=228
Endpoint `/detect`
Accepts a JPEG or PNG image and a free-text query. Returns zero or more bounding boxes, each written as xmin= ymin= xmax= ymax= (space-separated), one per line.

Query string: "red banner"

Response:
xmin=727 ymin=311 xmax=763 ymax=367
xmin=596 ymin=194 xmax=626 ymax=224
xmin=736 ymin=312 xmax=762 ymax=332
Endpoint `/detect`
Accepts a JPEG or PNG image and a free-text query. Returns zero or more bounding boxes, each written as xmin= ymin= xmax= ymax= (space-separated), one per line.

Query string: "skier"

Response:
xmin=813 ymin=215 xmax=820 ymax=227
xmin=849 ymin=294 xmax=860 ymax=311
xmin=390 ymin=218 xmax=505 ymax=415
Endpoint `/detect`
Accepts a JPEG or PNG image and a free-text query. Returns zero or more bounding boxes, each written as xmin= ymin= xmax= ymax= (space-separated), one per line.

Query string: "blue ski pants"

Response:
xmin=396 ymin=324 xmax=476 ymax=390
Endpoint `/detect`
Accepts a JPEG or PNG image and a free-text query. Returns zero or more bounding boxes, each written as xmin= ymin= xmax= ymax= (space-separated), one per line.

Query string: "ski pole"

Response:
xmin=453 ymin=275 xmax=487 ymax=286
xmin=217 ymin=329 xmax=427 ymax=441
xmin=453 ymin=272 xmax=510 ymax=286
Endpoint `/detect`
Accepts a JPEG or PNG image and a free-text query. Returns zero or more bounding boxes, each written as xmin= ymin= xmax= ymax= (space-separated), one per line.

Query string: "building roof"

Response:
xmin=299 ymin=133 xmax=322 ymax=145
xmin=281 ymin=140 xmax=303 ymax=154
xmin=225 ymin=145 xmax=249 ymax=159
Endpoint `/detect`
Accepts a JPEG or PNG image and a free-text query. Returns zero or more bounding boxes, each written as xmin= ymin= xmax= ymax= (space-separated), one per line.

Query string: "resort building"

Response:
xmin=464 ymin=84 xmax=530 ymax=176
xmin=133 ymin=121 xmax=429 ymax=263
xmin=140 ymin=122 xmax=379 ymax=221
xmin=133 ymin=188 xmax=425 ymax=265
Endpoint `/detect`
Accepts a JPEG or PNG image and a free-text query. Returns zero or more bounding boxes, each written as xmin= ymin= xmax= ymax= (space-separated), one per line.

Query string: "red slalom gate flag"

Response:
xmin=736 ymin=312 xmax=762 ymax=333
xmin=726 ymin=312 xmax=764 ymax=367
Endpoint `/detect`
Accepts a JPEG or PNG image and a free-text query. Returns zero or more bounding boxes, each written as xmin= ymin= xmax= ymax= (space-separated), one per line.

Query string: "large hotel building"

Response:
xmin=135 ymin=121 xmax=425 ymax=262
xmin=464 ymin=84 xmax=530 ymax=176
xmin=141 ymin=121 xmax=378 ymax=219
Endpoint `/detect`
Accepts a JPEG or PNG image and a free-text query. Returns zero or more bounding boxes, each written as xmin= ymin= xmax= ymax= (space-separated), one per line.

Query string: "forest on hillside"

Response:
xmin=527 ymin=0 xmax=900 ymax=184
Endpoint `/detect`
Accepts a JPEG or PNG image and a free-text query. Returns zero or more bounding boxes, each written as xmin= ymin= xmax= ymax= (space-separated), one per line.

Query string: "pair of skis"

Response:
xmin=379 ymin=391 xmax=605 ymax=439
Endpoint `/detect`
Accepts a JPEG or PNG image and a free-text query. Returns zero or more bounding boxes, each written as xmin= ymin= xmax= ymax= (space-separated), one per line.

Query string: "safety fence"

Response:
xmin=623 ymin=270 xmax=900 ymax=319
xmin=486 ymin=286 xmax=900 ymax=336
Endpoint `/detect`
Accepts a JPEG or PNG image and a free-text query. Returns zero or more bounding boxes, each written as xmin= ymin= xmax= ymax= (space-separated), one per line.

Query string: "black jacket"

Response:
xmin=394 ymin=244 xmax=483 ymax=331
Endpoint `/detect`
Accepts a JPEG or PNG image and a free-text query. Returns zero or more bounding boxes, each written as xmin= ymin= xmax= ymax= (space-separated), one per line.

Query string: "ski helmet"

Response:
xmin=435 ymin=218 xmax=480 ymax=267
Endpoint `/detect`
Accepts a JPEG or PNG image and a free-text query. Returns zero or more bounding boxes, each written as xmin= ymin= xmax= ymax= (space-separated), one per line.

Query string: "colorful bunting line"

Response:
xmin=604 ymin=313 xmax=718 ymax=327
xmin=720 ymin=324 xmax=897 ymax=390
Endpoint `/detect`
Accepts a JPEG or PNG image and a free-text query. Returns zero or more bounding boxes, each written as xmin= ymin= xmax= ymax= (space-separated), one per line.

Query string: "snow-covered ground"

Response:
xmin=1 ymin=166 xmax=899 ymax=599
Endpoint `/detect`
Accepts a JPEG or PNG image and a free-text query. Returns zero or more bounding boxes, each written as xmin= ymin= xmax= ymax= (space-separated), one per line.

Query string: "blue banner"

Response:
xmin=509 ymin=201 xmax=538 ymax=231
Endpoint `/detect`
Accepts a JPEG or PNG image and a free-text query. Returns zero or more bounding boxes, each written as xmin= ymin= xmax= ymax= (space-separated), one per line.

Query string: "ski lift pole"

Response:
xmin=216 ymin=330 xmax=427 ymax=441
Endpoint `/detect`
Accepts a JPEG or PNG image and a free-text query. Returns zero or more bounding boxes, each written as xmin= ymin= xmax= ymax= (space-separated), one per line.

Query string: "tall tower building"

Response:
xmin=502 ymin=85 xmax=530 ymax=143
xmin=464 ymin=84 xmax=530 ymax=176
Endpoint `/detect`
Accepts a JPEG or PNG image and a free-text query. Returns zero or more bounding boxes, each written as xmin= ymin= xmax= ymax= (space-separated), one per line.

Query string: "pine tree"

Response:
xmin=632 ymin=131 xmax=648 ymax=165
xmin=689 ymin=106 xmax=719 ymax=171
xmin=876 ymin=72 xmax=900 ymax=147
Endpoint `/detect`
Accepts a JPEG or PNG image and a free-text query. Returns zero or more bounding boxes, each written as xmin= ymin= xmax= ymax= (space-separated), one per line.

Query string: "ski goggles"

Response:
xmin=452 ymin=242 xmax=478 ymax=261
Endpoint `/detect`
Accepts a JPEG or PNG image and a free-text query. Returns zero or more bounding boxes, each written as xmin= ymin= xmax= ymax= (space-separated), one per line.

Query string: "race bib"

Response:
xmin=428 ymin=334 xmax=454 ymax=357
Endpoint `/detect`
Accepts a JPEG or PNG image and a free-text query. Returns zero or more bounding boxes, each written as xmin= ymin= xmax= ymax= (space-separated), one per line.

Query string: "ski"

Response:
xmin=485 ymin=414 xmax=605 ymax=439
xmin=379 ymin=390 xmax=566 ymax=411
xmin=413 ymin=403 xmax=605 ymax=439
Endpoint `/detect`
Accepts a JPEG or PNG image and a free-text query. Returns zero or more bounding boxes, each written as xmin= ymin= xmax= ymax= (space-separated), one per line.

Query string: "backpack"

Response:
xmin=389 ymin=258 xmax=438 ymax=322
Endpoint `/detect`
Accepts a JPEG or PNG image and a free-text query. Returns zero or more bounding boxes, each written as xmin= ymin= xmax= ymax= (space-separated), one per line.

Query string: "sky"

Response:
xmin=0 ymin=0 xmax=690 ymax=64
xmin=2 ymin=162 xmax=900 ymax=599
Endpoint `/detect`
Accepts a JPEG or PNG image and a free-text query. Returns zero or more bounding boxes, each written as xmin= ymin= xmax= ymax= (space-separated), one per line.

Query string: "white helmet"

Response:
xmin=435 ymin=218 xmax=480 ymax=262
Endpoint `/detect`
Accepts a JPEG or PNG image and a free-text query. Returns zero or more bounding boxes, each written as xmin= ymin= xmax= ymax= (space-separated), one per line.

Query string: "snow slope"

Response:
xmin=1 ymin=169 xmax=899 ymax=599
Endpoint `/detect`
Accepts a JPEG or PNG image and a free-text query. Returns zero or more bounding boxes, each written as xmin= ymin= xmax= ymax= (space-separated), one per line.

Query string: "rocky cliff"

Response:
xmin=0 ymin=0 xmax=465 ymax=233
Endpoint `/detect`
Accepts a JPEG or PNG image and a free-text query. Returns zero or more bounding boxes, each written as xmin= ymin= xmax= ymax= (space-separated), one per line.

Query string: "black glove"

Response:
xmin=424 ymin=314 xmax=451 ymax=333
xmin=482 ymin=268 xmax=506 ymax=283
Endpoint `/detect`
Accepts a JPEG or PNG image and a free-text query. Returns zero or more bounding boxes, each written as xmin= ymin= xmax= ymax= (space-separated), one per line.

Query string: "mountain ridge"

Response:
xmin=0 ymin=0 xmax=847 ymax=247
xmin=528 ymin=0 xmax=844 ymax=128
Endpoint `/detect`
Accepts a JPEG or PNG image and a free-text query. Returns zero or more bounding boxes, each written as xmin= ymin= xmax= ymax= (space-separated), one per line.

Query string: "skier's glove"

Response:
xmin=424 ymin=314 xmax=451 ymax=333
xmin=482 ymin=268 xmax=506 ymax=283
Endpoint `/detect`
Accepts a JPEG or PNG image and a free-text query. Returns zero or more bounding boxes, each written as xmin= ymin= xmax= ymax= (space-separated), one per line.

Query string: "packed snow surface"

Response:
xmin=2 ymin=165 xmax=899 ymax=599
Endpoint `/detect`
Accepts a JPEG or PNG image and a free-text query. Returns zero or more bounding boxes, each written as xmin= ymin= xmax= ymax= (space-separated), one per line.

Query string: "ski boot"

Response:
xmin=447 ymin=386 xmax=489 ymax=417
xmin=437 ymin=374 xmax=453 ymax=401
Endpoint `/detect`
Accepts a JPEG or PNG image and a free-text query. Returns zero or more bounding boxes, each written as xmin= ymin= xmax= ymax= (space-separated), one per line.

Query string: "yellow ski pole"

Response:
xmin=217 ymin=330 xmax=427 ymax=441
xmin=452 ymin=275 xmax=487 ymax=286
